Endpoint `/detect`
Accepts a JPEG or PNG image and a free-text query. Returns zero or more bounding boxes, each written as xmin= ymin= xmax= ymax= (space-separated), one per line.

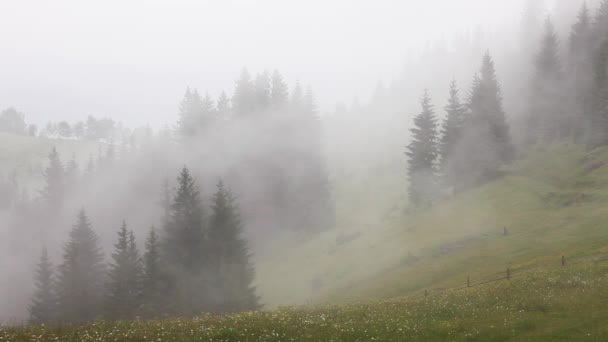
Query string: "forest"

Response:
xmin=2 ymin=0 xmax=608 ymax=339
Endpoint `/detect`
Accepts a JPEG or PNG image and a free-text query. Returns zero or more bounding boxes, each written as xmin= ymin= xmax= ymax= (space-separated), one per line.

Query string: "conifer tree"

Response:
xmin=270 ymin=70 xmax=289 ymax=109
xmin=104 ymin=221 xmax=142 ymax=320
xmin=141 ymin=227 xmax=168 ymax=318
xmin=460 ymin=53 xmax=514 ymax=187
xmin=439 ymin=80 xmax=466 ymax=187
xmin=406 ymin=90 xmax=439 ymax=205
xmin=255 ymin=71 xmax=271 ymax=110
xmin=527 ymin=17 xmax=563 ymax=144
xmin=56 ymin=209 xmax=105 ymax=323
xmin=569 ymin=2 xmax=594 ymax=140
xmin=40 ymin=147 xmax=64 ymax=208
xmin=208 ymin=181 xmax=259 ymax=312
xmin=177 ymin=87 xmax=205 ymax=138
xmin=590 ymin=39 xmax=608 ymax=146
xmin=233 ymin=69 xmax=256 ymax=116
xmin=162 ymin=167 xmax=208 ymax=315
xmin=216 ymin=91 xmax=231 ymax=118
xmin=29 ymin=248 xmax=58 ymax=325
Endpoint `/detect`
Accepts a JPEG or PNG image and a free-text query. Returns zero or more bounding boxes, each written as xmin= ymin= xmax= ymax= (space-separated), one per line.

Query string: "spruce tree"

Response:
xmin=216 ymin=91 xmax=231 ymax=118
xmin=141 ymin=227 xmax=168 ymax=318
xmin=40 ymin=147 xmax=64 ymax=208
xmin=270 ymin=70 xmax=289 ymax=109
xmin=590 ymin=39 xmax=608 ymax=146
xmin=208 ymin=181 xmax=259 ymax=312
xmin=255 ymin=71 xmax=271 ymax=110
xmin=439 ymin=79 xmax=467 ymax=187
xmin=569 ymin=2 xmax=594 ymax=141
xmin=406 ymin=90 xmax=439 ymax=205
xmin=104 ymin=221 xmax=142 ymax=320
xmin=232 ymin=69 xmax=256 ymax=116
xmin=162 ymin=167 xmax=208 ymax=315
xmin=29 ymin=248 xmax=58 ymax=325
xmin=56 ymin=209 xmax=105 ymax=323
xmin=177 ymin=87 xmax=205 ymax=138
xmin=460 ymin=53 xmax=514 ymax=187
xmin=527 ymin=17 xmax=563 ymax=144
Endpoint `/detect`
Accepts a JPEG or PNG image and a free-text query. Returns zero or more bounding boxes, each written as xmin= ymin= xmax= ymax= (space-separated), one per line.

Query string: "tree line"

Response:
xmin=29 ymin=167 xmax=258 ymax=324
xmin=406 ymin=1 xmax=608 ymax=206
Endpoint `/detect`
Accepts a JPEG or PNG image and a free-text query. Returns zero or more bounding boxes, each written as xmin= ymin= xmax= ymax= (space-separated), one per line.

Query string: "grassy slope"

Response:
xmin=257 ymin=143 xmax=608 ymax=308
xmin=4 ymin=262 xmax=608 ymax=341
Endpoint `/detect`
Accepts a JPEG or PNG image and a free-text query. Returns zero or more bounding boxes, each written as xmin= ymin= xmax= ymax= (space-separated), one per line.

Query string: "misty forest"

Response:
xmin=4 ymin=0 xmax=608 ymax=340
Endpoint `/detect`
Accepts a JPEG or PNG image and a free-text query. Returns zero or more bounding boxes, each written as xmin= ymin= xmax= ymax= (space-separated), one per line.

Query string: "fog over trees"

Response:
xmin=1 ymin=0 xmax=606 ymax=325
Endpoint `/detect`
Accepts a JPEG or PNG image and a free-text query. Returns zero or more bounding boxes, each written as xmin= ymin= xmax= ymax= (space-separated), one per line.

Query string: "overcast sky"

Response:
xmin=0 ymin=0 xmax=547 ymax=128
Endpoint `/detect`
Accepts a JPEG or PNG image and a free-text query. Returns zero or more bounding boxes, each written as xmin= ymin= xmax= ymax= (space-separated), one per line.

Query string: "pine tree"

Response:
xmin=177 ymin=87 xmax=205 ymax=138
xmin=460 ymin=53 xmax=514 ymax=187
xmin=439 ymin=79 xmax=467 ymax=188
xmin=527 ymin=17 xmax=564 ymax=144
xmin=29 ymin=248 xmax=58 ymax=325
xmin=255 ymin=71 xmax=271 ymax=110
xmin=590 ymin=39 xmax=608 ymax=146
xmin=595 ymin=0 xmax=608 ymax=41
xmin=40 ymin=147 xmax=64 ymax=208
xmin=56 ymin=209 xmax=105 ymax=323
xmin=216 ymin=91 xmax=231 ymax=118
xmin=569 ymin=2 xmax=594 ymax=141
xmin=208 ymin=181 xmax=259 ymax=312
xmin=104 ymin=221 xmax=142 ymax=320
xmin=233 ymin=69 xmax=256 ymax=116
xmin=270 ymin=70 xmax=289 ymax=109
xmin=406 ymin=90 xmax=439 ymax=205
xmin=141 ymin=227 xmax=168 ymax=318
xmin=162 ymin=167 xmax=208 ymax=315
xmin=160 ymin=178 xmax=172 ymax=227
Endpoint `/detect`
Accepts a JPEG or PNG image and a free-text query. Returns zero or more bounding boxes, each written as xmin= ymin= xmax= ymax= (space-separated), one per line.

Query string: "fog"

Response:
xmin=0 ymin=0 xmax=595 ymax=325
xmin=1 ymin=0 xmax=537 ymax=127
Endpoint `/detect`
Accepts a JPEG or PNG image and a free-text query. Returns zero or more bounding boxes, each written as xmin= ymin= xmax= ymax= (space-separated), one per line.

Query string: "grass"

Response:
xmin=3 ymin=262 xmax=608 ymax=341
xmin=5 ymin=134 xmax=608 ymax=339
xmin=256 ymin=143 xmax=608 ymax=308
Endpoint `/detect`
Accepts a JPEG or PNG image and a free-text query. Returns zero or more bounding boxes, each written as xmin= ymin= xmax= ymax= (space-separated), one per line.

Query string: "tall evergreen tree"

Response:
xmin=569 ymin=2 xmax=594 ymax=141
xmin=162 ymin=167 xmax=208 ymax=315
xmin=104 ymin=221 xmax=142 ymax=320
xmin=270 ymin=70 xmax=289 ymax=109
xmin=56 ymin=209 xmax=105 ymax=323
xmin=439 ymin=79 xmax=467 ymax=187
xmin=590 ymin=39 xmax=608 ymax=146
xmin=232 ymin=69 xmax=256 ymax=116
xmin=527 ymin=17 xmax=564 ymax=144
xmin=406 ymin=90 xmax=439 ymax=205
xmin=141 ymin=227 xmax=168 ymax=318
xmin=29 ymin=248 xmax=58 ymax=325
xmin=460 ymin=53 xmax=514 ymax=187
xmin=216 ymin=91 xmax=231 ymax=118
xmin=40 ymin=147 xmax=64 ymax=208
xmin=208 ymin=181 xmax=259 ymax=312
xmin=177 ymin=87 xmax=205 ymax=138
xmin=255 ymin=71 xmax=271 ymax=110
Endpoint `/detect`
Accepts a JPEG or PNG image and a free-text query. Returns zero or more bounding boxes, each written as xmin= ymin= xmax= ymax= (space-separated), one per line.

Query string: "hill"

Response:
xmin=256 ymin=143 xmax=608 ymax=308
xmin=3 ymin=261 xmax=608 ymax=340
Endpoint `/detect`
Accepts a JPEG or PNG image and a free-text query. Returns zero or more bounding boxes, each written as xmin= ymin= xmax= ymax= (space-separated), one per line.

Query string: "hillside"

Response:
xmin=256 ymin=143 xmax=608 ymax=308
xmin=4 ymin=261 xmax=608 ymax=340
xmin=4 ymin=133 xmax=608 ymax=313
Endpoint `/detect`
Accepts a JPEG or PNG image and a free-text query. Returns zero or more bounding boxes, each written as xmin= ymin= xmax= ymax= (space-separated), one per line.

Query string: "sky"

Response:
xmin=0 ymin=0 xmax=539 ymax=128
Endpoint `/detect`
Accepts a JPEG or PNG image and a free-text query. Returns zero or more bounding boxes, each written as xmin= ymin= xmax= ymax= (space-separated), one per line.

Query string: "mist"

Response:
xmin=0 ymin=0 xmax=596 ymax=326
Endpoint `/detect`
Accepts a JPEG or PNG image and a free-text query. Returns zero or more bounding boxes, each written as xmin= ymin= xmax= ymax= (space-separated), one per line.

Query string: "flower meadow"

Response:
xmin=2 ymin=263 xmax=608 ymax=341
